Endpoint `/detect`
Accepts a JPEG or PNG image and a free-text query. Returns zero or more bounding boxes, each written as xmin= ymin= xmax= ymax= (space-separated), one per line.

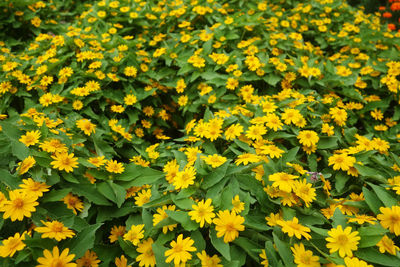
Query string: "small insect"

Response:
xmin=307 ymin=171 xmax=322 ymax=182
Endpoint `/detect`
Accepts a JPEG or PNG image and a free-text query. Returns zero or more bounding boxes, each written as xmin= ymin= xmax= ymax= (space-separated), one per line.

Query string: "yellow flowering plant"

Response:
xmin=1 ymin=0 xmax=400 ymax=266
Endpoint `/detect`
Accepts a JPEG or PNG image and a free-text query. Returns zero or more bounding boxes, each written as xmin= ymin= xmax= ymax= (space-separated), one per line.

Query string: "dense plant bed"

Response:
xmin=1 ymin=0 xmax=400 ymax=266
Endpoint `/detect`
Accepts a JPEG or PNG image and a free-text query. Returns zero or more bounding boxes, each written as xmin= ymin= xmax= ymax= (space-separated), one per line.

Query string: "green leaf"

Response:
xmin=69 ymin=183 xmax=112 ymax=206
xmin=0 ymin=169 xmax=19 ymax=189
xmin=97 ymin=181 xmax=126 ymax=207
xmin=233 ymin=237 xmax=260 ymax=262
xmin=165 ymin=210 xmax=198 ymax=231
xmin=368 ymin=183 xmax=398 ymax=208
xmin=201 ymin=162 xmax=228 ymax=189
xmin=358 ymin=225 xmax=387 ymax=248
xmin=41 ymin=188 xmax=72 ymax=202
xmin=11 ymin=140 xmax=29 ymax=160
xmin=210 ymin=229 xmax=231 ymax=261
xmin=317 ymin=136 xmax=338 ymax=149
xmin=331 ymin=208 xmax=347 ymax=228
xmin=273 ymin=232 xmax=295 ymax=267
xmin=362 ymin=187 xmax=383 ymax=214
xmin=335 ymin=172 xmax=349 ymax=193
xmin=64 ymin=223 xmax=102 ymax=258
xmin=115 ymin=164 xmax=164 ymax=186
xmin=355 ymin=248 xmax=400 ymax=266
xmin=0 ymin=121 xmax=22 ymax=141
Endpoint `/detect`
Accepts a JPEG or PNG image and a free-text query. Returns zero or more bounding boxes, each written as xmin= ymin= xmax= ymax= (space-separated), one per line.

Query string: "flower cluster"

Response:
xmin=1 ymin=0 xmax=400 ymax=266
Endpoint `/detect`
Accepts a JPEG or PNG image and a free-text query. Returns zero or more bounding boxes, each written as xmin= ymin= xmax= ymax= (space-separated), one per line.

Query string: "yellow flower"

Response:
xmin=109 ymin=225 xmax=126 ymax=243
xmin=377 ymin=235 xmax=399 ymax=255
xmin=213 ymin=210 xmax=245 ymax=243
xmin=268 ymin=172 xmax=298 ymax=193
xmin=246 ymin=124 xmax=267 ymax=140
xmin=19 ymin=178 xmax=50 ymax=198
xmin=124 ymin=66 xmax=138 ymax=77
xmin=123 ymin=224 xmax=145 ymax=246
xmin=173 ymin=165 xmax=196 ymax=190
xmin=36 ymin=246 xmax=76 ymax=267
xmin=231 ymin=195 xmax=245 ymax=214
xmin=105 ymin=160 xmax=125 ymax=174
xmin=377 ymin=206 xmax=400 ymax=235
xmin=62 ymin=193 xmax=84 ymax=215
xmin=134 ymin=189 xmax=151 ymax=206
xmin=197 ymin=250 xmax=223 ymax=267
xmin=165 ymin=234 xmax=196 ymax=265
xmin=115 ymin=255 xmax=131 ymax=267
xmin=17 ymin=156 xmax=36 ymax=175
xmin=297 ymin=130 xmax=319 ymax=147
xmin=0 ymin=232 xmax=26 ymax=258
xmin=136 ymin=238 xmax=156 ymax=267
xmin=259 ymin=249 xmax=269 ymax=266
xmin=19 ymin=130 xmax=41 ymax=147
xmin=35 ymin=220 xmax=75 ymax=241
xmin=343 ymin=257 xmax=373 ymax=267
xmin=291 ymin=243 xmax=320 ymax=267
xmin=76 ymin=119 xmax=96 ymax=136
xmin=277 ymin=217 xmax=311 ymax=240
xmin=293 ymin=180 xmax=316 ymax=207
xmin=224 ymin=124 xmax=243 ymax=140
xmin=88 ymin=156 xmax=107 ymax=167
xmin=152 ymin=205 xmax=177 ymax=234
xmin=326 ymin=225 xmax=360 ymax=258
xmin=51 ymin=152 xmax=79 ymax=173
xmin=201 ymin=154 xmax=227 ymax=168
xmin=76 ymin=250 xmax=100 ymax=267
xmin=188 ymin=199 xmax=215 ymax=228
xmin=0 ymin=190 xmax=38 ymax=221
xmin=328 ymin=153 xmax=356 ymax=171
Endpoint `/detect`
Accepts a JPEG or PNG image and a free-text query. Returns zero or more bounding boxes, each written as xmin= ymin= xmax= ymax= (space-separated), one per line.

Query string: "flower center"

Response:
xmin=390 ymin=214 xmax=400 ymax=224
xmin=337 ymin=234 xmax=348 ymax=245
xmin=225 ymin=223 xmax=236 ymax=232
xmin=13 ymin=198 xmax=24 ymax=208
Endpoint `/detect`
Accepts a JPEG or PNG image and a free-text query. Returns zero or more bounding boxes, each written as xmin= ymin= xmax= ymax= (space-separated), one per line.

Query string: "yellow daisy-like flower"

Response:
xmin=213 ymin=210 xmax=245 ymax=243
xmin=62 ymin=193 xmax=84 ymax=215
xmin=164 ymin=234 xmax=196 ymax=265
xmin=293 ymin=180 xmax=316 ymax=207
xmin=50 ymin=152 xmax=79 ymax=173
xmin=0 ymin=232 xmax=26 ymax=258
xmin=19 ymin=130 xmax=41 ymax=147
xmin=188 ymin=199 xmax=215 ymax=228
xmin=76 ymin=250 xmax=101 ymax=267
xmin=328 ymin=153 xmax=356 ymax=171
xmin=325 ymin=225 xmax=360 ymax=258
xmin=36 ymin=246 xmax=76 ymax=267
xmin=201 ymin=154 xmax=227 ymax=168
xmin=17 ymin=156 xmax=36 ymax=175
xmin=197 ymin=250 xmax=223 ymax=267
xmin=105 ymin=160 xmax=125 ymax=174
xmin=136 ymin=238 xmax=156 ymax=267
xmin=35 ymin=220 xmax=75 ymax=241
xmin=76 ymin=119 xmax=96 ymax=136
xmin=376 ymin=235 xmax=399 ymax=255
xmin=231 ymin=195 xmax=245 ymax=214
xmin=268 ymin=172 xmax=298 ymax=193
xmin=297 ymin=130 xmax=319 ymax=147
xmin=277 ymin=217 xmax=311 ymax=240
xmin=87 ymin=156 xmax=107 ymax=167
xmin=123 ymin=224 xmax=145 ymax=246
xmin=291 ymin=243 xmax=320 ymax=267
xmin=343 ymin=257 xmax=373 ymax=267
xmin=109 ymin=225 xmax=126 ymax=243
xmin=0 ymin=190 xmax=39 ymax=221
xmin=173 ymin=165 xmax=196 ymax=190
xmin=377 ymin=206 xmax=400 ymax=235
xmin=19 ymin=178 xmax=50 ymax=198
